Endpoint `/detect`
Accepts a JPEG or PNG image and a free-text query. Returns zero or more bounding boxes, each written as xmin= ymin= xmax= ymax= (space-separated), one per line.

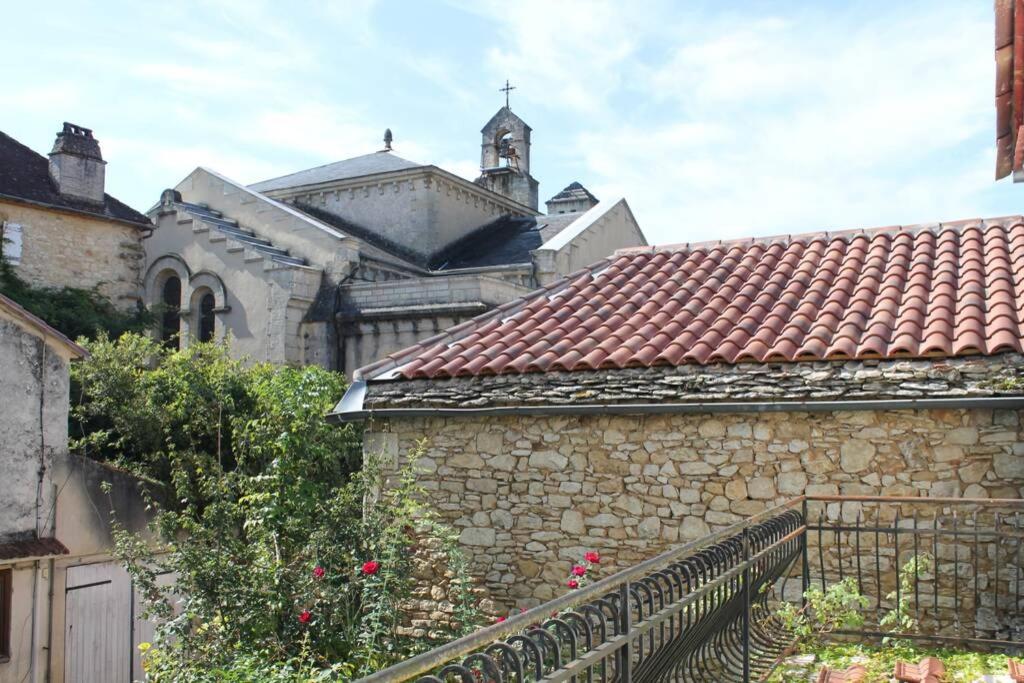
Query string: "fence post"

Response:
xmin=801 ymin=498 xmax=810 ymax=604
xmin=742 ymin=526 xmax=751 ymax=683
xmin=617 ymin=579 xmax=631 ymax=683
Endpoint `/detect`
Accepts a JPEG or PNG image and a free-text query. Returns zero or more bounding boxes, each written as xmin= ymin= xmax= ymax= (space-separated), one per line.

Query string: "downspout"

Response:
xmin=45 ymin=483 xmax=57 ymax=683
xmin=30 ymin=561 xmax=39 ymax=683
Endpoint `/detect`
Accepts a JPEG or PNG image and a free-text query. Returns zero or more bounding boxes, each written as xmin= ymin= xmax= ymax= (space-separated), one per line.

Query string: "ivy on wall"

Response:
xmin=0 ymin=254 xmax=154 ymax=340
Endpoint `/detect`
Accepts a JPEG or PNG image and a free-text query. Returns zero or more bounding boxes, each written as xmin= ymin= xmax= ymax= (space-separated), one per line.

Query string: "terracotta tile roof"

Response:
xmin=378 ymin=218 xmax=1024 ymax=380
xmin=995 ymin=0 xmax=1024 ymax=179
xmin=0 ymin=537 xmax=68 ymax=562
xmin=893 ymin=657 xmax=944 ymax=683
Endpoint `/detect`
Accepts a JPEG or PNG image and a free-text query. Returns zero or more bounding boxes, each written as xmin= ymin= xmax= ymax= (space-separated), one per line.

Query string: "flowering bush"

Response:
xmin=78 ymin=335 xmax=482 ymax=681
xmin=564 ymin=551 xmax=601 ymax=591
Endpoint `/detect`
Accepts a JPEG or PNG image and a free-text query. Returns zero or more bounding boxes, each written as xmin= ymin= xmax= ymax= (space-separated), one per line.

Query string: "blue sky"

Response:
xmin=2 ymin=1 xmax=1016 ymax=245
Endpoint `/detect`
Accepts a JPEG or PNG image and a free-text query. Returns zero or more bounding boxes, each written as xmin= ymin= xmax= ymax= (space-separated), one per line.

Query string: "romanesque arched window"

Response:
xmin=197 ymin=291 xmax=216 ymax=343
xmin=160 ymin=275 xmax=181 ymax=347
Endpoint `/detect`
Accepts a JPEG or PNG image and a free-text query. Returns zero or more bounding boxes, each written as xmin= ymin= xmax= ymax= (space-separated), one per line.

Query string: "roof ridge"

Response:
xmin=619 ymin=215 xmax=1024 ymax=256
xmin=355 ymin=257 xmax=613 ymax=381
xmin=250 ymin=151 xmax=422 ymax=189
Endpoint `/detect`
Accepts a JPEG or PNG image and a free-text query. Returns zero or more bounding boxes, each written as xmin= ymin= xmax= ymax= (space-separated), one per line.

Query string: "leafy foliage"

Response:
xmin=879 ymin=553 xmax=933 ymax=643
xmin=775 ymin=577 xmax=869 ymax=641
xmin=0 ymin=256 xmax=153 ymax=340
xmin=72 ymin=334 xmax=482 ymax=681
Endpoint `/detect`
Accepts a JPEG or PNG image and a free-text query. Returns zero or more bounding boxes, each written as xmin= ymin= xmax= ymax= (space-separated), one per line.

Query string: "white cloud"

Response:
xmin=471 ymin=2 xmax=994 ymax=243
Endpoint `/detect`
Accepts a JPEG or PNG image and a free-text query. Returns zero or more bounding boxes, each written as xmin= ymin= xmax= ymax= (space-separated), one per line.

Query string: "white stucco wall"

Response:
xmin=0 ymin=317 xmax=65 ymax=544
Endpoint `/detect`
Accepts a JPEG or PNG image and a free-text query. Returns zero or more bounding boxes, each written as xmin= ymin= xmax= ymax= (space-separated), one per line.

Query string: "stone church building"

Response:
xmin=144 ymin=105 xmax=646 ymax=374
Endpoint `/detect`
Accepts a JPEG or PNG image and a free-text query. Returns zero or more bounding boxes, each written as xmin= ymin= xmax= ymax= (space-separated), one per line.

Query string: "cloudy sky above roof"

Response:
xmin=2 ymin=1 xmax=1012 ymax=244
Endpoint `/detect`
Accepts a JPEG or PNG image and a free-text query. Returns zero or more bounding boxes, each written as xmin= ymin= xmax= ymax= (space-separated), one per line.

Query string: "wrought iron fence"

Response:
xmin=803 ymin=495 xmax=1024 ymax=647
xmin=357 ymin=496 xmax=1024 ymax=683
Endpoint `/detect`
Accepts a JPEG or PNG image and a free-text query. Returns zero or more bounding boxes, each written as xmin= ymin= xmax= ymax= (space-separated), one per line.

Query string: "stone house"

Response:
xmin=0 ymin=123 xmax=151 ymax=308
xmin=143 ymin=105 xmax=646 ymax=374
xmin=0 ymin=293 xmax=154 ymax=683
xmin=332 ymin=219 xmax=1024 ymax=615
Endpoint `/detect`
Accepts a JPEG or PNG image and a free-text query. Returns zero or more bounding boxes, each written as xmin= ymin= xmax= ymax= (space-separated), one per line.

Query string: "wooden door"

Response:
xmin=64 ymin=563 xmax=132 ymax=683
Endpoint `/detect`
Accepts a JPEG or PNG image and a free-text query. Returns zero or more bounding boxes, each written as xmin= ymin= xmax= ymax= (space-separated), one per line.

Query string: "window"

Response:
xmin=160 ymin=276 xmax=181 ymax=347
xmin=0 ymin=568 xmax=10 ymax=662
xmin=0 ymin=222 xmax=22 ymax=265
xmin=197 ymin=292 xmax=215 ymax=342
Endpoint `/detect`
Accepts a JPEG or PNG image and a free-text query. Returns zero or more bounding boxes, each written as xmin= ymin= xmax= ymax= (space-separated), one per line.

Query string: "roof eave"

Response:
xmin=0 ymin=193 xmax=152 ymax=229
xmin=327 ymin=394 xmax=1024 ymax=424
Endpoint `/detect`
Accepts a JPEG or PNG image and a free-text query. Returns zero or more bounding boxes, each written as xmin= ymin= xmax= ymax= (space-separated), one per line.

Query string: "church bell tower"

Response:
xmin=475 ymin=86 xmax=539 ymax=210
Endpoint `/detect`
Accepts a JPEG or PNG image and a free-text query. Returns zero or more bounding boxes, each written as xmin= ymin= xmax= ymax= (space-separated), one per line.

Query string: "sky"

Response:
xmin=1 ymin=1 xmax=1016 ymax=245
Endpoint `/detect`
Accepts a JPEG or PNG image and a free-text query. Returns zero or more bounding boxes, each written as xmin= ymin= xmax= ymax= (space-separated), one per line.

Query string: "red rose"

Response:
xmin=298 ymin=610 xmax=312 ymax=624
xmin=584 ymin=552 xmax=600 ymax=564
xmin=312 ymin=566 xmax=325 ymax=580
xmin=567 ymin=579 xmax=579 ymax=589
xmin=571 ymin=565 xmax=586 ymax=577
xmin=361 ymin=560 xmax=380 ymax=576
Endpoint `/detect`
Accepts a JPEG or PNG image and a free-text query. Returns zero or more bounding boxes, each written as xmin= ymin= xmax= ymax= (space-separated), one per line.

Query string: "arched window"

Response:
xmin=160 ymin=276 xmax=181 ymax=347
xmin=197 ymin=291 xmax=216 ymax=342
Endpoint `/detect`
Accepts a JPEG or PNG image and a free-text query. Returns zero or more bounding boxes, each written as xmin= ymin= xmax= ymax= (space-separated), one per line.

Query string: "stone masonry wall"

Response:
xmin=1 ymin=200 xmax=144 ymax=308
xmin=368 ymin=405 xmax=1024 ymax=622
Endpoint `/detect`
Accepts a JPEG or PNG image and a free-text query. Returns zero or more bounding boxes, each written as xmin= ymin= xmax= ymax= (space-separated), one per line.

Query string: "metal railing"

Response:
xmin=358 ymin=496 xmax=1024 ymax=682
xmin=803 ymin=495 xmax=1024 ymax=647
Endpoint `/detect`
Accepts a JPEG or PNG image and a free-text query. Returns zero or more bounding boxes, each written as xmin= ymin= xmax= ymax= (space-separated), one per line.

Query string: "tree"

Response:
xmin=72 ymin=334 xmax=480 ymax=681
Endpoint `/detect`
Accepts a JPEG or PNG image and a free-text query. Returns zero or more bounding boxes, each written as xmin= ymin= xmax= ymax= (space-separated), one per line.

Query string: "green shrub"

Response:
xmin=72 ymin=334 xmax=481 ymax=680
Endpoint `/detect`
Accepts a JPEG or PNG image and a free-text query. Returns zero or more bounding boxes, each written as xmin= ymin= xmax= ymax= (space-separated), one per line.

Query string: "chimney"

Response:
xmin=48 ymin=122 xmax=106 ymax=204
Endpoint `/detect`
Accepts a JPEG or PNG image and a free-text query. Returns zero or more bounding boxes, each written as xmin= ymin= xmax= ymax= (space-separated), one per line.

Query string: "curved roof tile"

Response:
xmin=383 ymin=218 xmax=1024 ymax=378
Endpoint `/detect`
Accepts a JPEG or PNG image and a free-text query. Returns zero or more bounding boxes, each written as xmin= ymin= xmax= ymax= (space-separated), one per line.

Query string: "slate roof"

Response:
xmin=177 ymin=202 xmax=307 ymax=267
xmin=547 ymin=181 xmax=598 ymax=204
xmin=0 ymin=130 xmax=150 ymax=226
xmin=375 ymin=217 xmax=1024 ymax=379
xmin=430 ymin=212 xmax=582 ymax=270
xmin=249 ymin=152 xmax=424 ymax=193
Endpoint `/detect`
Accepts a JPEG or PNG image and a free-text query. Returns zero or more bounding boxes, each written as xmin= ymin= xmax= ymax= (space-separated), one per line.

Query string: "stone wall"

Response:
xmin=367 ymin=404 xmax=1024 ymax=619
xmin=365 ymin=355 xmax=1024 ymax=409
xmin=0 ymin=200 xmax=144 ymax=308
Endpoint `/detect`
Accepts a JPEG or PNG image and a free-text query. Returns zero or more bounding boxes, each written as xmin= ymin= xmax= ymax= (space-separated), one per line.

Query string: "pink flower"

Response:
xmin=567 ymin=579 xmax=579 ymax=589
xmin=298 ymin=610 xmax=312 ymax=624
xmin=312 ymin=566 xmax=325 ymax=580
xmin=495 ymin=616 xmax=506 ymax=623
xmin=361 ymin=560 xmax=380 ymax=576
xmin=584 ymin=552 xmax=600 ymax=564
xmin=571 ymin=565 xmax=587 ymax=577
xmin=519 ymin=607 xmax=527 ymax=614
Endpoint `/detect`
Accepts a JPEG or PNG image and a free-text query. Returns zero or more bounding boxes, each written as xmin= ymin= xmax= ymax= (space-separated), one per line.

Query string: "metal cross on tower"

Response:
xmin=500 ymin=79 xmax=516 ymax=108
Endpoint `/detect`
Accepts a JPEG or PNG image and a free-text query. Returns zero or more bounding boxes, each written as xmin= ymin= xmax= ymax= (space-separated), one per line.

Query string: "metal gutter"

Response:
xmin=327 ymin=382 xmax=1024 ymax=423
